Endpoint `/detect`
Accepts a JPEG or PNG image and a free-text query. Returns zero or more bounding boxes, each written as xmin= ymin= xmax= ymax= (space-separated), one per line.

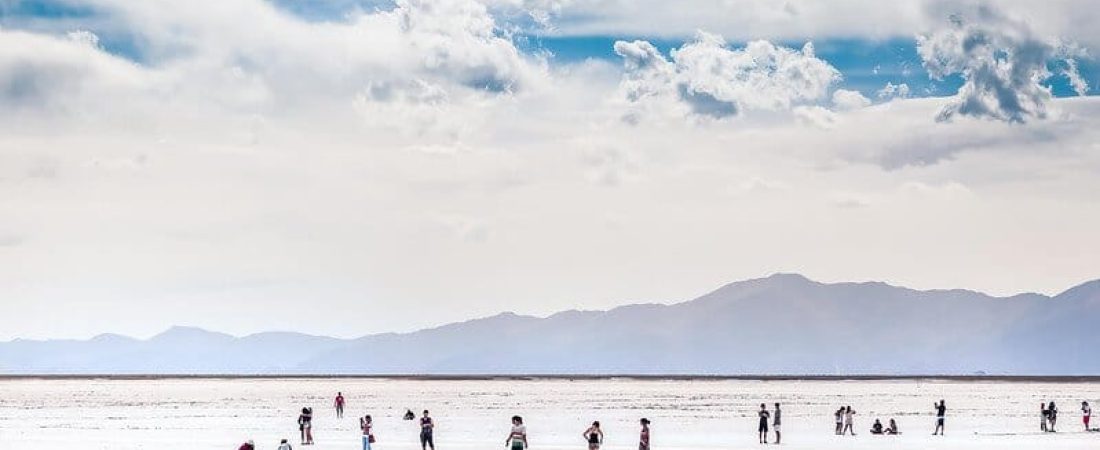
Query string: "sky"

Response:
xmin=2 ymin=0 xmax=1100 ymax=340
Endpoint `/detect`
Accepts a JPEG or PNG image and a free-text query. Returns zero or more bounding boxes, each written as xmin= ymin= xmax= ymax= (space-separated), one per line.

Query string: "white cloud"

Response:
xmin=877 ymin=82 xmax=911 ymax=100
xmin=832 ymin=89 xmax=871 ymax=111
xmin=3 ymin=0 xmax=1100 ymax=341
xmin=916 ymin=5 xmax=1088 ymax=123
xmin=614 ymin=32 xmax=840 ymax=121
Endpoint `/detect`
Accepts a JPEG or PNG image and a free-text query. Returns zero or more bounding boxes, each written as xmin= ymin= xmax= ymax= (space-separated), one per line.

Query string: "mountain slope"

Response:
xmin=1 ymin=274 xmax=1097 ymax=375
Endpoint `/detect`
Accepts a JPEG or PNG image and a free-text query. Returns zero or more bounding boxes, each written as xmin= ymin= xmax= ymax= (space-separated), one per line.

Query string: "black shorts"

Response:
xmin=758 ymin=421 xmax=769 ymax=432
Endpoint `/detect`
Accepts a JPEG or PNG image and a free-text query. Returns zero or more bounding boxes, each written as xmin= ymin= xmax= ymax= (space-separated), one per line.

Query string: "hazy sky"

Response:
xmin=2 ymin=0 xmax=1100 ymax=340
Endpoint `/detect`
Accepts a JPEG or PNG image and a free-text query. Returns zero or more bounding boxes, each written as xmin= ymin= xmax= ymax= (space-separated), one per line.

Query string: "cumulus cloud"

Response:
xmin=0 ymin=0 xmax=546 ymax=135
xmin=877 ymin=82 xmax=911 ymax=100
xmin=614 ymin=32 xmax=840 ymax=121
xmin=832 ymin=89 xmax=871 ymax=111
xmin=917 ymin=6 xmax=1088 ymax=123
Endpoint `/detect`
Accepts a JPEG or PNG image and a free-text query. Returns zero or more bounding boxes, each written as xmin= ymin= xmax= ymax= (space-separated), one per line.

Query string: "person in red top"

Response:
xmin=335 ymin=392 xmax=346 ymax=418
xmin=238 ymin=439 xmax=255 ymax=450
xmin=638 ymin=418 xmax=651 ymax=450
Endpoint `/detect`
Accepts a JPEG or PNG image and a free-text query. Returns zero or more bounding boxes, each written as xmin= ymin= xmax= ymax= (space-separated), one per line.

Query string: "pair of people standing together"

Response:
xmin=757 ymin=403 xmax=782 ymax=444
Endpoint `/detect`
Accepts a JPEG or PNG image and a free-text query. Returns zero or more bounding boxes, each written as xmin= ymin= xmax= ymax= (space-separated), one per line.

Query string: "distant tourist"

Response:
xmin=405 ymin=409 xmax=416 ymax=420
xmin=1049 ymin=401 xmax=1058 ymax=432
xmin=238 ymin=440 xmax=255 ymax=450
xmin=870 ymin=419 xmax=884 ymax=435
xmin=1041 ymin=402 xmax=1049 ymax=432
xmin=298 ymin=407 xmax=314 ymax=445
xmin=583 ymin=420 xmax=604 ymax=449
xmin=361 ymin=415 xmax=375 ymax=450
xmin=639 ymin=418 xmax=651 ymax=450
xmin=757 ymin=404 xmax=770 ymax=444
xmin=278 ymin=438 xmax=293 ymax=450
xmin=933 ymin=400 xmax=946 ymax=435
xmin=506 ymin=416 xmax=528 ymax=450
xmin=420 ymin=410 xmax=436 ymax=450
xmin=886 ymin=418 xmax=900 ymax=435
xmin=335 ymin=392 xmax=346 ymax=418
xmin=842 ymin=406 xmax=856 ymax=436
xmin=834 ymin=407 xmax=844 ymax=435
xmin=1083 ymin=401 xmax=1092 ymax=431
xmin=773 ymin=403 xmax=782 ymax=444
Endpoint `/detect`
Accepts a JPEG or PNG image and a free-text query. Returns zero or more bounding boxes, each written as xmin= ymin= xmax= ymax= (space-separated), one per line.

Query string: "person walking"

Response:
xmin=772 ymin=403 xmax=782 ymax=444
xmin=933 ymin=400 xmax=946 ymax=435
xmin=420 ymin=410 xmax=436 ymax=450
xmin=639 ymin=418 xmax=651 ymax=450
xmin=506 ymin=416 xmax=528 ymax=450
xmin=1082 ymin=401 xmax=1092 ymax=431
xmin=842 ymin=406 xmax=856 ymax=436
xmin=360 ymin=415 xmax=375 ymax=450
xmin=335 ymin=392 xmax=346 ymax=419
xmin=583 ymin=421 xmax=604 ymax=450
xmin=757 ymin=403 xmax=770 ymax=444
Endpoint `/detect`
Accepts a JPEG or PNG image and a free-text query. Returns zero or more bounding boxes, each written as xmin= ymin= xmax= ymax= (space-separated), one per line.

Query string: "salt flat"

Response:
xmin=1 ymin=378 xmax=1097 ymax=449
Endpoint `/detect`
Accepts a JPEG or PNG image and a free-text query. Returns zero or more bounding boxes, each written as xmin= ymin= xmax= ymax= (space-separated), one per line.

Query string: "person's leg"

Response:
xmin=429 ymin=432 xmax=435 ymax=450
xmin=421 ymin=432 xmax=427 ymax=450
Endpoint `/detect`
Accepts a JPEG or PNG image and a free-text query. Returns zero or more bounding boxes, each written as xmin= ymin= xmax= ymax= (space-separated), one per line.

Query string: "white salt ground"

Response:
xmin=0 ymin=378 xmax=1097 ymax=449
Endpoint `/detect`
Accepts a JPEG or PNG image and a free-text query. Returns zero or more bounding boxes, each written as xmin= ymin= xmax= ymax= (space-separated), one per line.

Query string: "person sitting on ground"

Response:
xmin=870 ymin=419 xmax=884 ymax=435
xmin=238 ymin=440 xmax=255 ymax=450
xmin=886 ymin=418 xmax=901 ymax=435
xmin=278 ymin=438 xmax=293 ymax=450
xmin=404 ymin=409 xmax=416 ymax=420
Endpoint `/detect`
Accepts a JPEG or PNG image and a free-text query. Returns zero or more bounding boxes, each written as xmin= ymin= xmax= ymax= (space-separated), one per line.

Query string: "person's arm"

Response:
xmin=598 ymin=429 xmax=604 ymax=443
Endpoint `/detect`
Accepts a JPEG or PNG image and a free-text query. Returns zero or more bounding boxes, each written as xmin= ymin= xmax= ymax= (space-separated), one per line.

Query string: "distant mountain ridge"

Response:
xmin=2 ymin=274 xmax=1098 ymax=375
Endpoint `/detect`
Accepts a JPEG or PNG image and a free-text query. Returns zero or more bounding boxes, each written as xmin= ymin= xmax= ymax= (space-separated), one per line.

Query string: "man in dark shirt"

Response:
xmin=420 ymin=410 xmax=436 ymax=450
xmin=933 ymin=400 xmax=946 ymax=435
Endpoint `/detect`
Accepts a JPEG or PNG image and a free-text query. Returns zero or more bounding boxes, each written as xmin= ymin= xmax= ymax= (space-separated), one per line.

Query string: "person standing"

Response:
xmin=834 ymin=407 xmax=844 ymax=435
xmin=842 ymin=406 xmax=856 ymax=436
xmin=933 ymin=400 xmax=946 ymax=435
xmin=420 ymin=410 xmax=436 ymax=450
xmin=335 ymin=392 xmax=346 ymax=419
xmin=773 ymin=403 xmax=782 ymax=444
xmin=1082 ymin=401 xmax=1092 ymax=431
xmin=1041 ymin=402 xmax=1049 ymax=432
xmin=506 ymin=416 xmax=528 ymax=450
xmin=639 ymin=418 xmax=651 ymax=450
xmin=757 ymin=403 xmax=770 ymax=444
xmin=1049 ymin=401 xmax=1059 ymax=432
xmin=298 ymin=407 xmax=314 ymax=445
xmin=583 ymin=421 xmax=604 ymax=450
xmin=360 ymin=415 xmax=375 ymax=450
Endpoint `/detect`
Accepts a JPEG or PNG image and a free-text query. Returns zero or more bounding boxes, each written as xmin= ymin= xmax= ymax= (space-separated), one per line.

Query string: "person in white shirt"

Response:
xmin=1083 ymin=401 xmax=1092 ymax=431
xmin=278 ymin=438 xmax=293 ymax=450
xmin=506 ymin=416 xmax=528 ymax=450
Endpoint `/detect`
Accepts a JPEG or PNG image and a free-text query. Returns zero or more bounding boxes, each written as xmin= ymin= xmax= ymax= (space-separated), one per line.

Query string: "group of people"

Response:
xmin=833 ymin=400 xmax=944 ymax=437
xmin=756 ymin=403 xmax=781 ymax=444
xmin=236 ymin=392 xmax=1100 ymax=448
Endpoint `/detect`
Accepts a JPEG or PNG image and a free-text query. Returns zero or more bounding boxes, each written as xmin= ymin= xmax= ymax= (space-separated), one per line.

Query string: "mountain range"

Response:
xmin=2 ymin=273 xmax=1098 ymax=375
